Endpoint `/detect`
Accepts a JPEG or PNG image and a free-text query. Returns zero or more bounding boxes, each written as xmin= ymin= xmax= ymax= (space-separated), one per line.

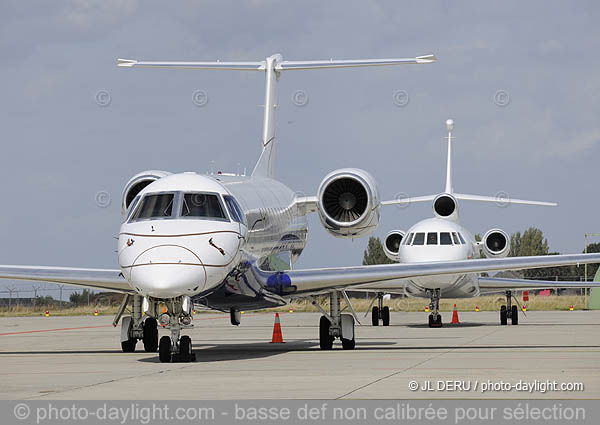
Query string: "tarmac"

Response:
xmin=0 ymin=311 xmax=599 ymax=400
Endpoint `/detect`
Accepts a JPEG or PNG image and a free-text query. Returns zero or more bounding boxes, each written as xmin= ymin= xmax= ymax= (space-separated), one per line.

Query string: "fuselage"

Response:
xmin=118 ymin=172 xmax=308 ymax=302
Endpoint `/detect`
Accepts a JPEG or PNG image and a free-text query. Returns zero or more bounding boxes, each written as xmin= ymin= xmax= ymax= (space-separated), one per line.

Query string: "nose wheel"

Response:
xmin=427 ymin=289 xmax=443 ymax=328
xmin=499 ymin=291 xmax=519 ymax=326
xmin=371 ymin=293 xmax=390 ymax=326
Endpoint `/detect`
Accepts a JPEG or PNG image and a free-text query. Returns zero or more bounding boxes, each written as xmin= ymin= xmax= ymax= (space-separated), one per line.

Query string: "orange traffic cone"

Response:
xmin=424 ymin=305 xmax=430 ymax=312
xmin=45 ymin=310 xmax=50 ymax=317
xmin=451 ymin=304 xmax=460 ymax=324
xmin=270 ymin=313 xmax=285 ymax=343
xmin=569 ymin=305 xmax=574 ymax=311
xmin=93 ymin=309 xmax=98 ymax=316
xmin=475 ymin=305 xmax=480 ymax=312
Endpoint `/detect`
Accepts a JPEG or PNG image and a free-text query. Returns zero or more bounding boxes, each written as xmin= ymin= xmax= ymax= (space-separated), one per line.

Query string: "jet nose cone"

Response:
xmin=130 ymin=245 xmax=206 ymax=298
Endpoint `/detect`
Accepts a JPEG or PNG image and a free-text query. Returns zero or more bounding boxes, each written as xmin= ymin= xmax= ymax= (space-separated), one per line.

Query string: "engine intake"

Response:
xmin=121 ymin=170 xmax=172 ymax=217
xmin=482 ymin=229 xmax=509 ymax=258
xmin=383 ymin=230 xmax=405 ymax=262
xmin=433 ymin=193 xmax=458 ymax=219
xmin=317 ymin=168 xmax=380 ymax=238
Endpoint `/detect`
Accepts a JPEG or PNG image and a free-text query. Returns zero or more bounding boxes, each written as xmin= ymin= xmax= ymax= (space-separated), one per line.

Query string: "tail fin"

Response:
xmin=381 ymin=119 xmax=557 ymax=208
xmin=119 ymin=54 xmax=437 ymax=179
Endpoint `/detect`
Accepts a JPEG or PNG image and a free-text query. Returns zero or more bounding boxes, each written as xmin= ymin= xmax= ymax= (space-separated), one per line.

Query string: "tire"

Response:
xmin=429 ymin=314 xmax=442 ymax=328
xmin=511 ymin=305 xmax=519 ymax=325
xmin=341 ymin=337 xmax=355 ymax=350
xmin=159 ymin=336 xmax=172 ymax=363
xmin=500 ymin=305 xmax=507 ymax=325
xmin=382 ymin=306 xmax=390 ymax=326
xmin=436 ymin=314 xmax=442 ymax=327
xmin=179 ymin=335 xmax=192 ymax=356
xmin=319 ymin=316 xmax=334 ymax=350
xmin=143 ymin=318 xmax=158 ymax=352
xmin=372 ymin=306 xmax=379 ymax=326
xmin=428 ymin=314 xmax=434 ymax=327
xmin=121 ymin=338 xmax=137 ymax=353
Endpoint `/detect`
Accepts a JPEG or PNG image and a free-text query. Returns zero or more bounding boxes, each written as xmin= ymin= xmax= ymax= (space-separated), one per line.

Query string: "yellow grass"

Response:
xmin=0 ymin=295 xmax=588 ymax=317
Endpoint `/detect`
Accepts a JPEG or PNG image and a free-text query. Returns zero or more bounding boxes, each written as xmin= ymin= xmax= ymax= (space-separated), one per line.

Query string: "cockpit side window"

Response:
xmin=440 ymin=232 xmax=452 ymax=245
xmin=224 ymin=195 xmax=246 ymax=225
xmin=404 ymin=233 xmax=414 ymax=245
xmin=457 ymin=232 xmax=467 ymax=244
xmin=125 ymin=194 xmax=141 ymax=221
xmin=131 ymin=193 xmax=174 ymax=221
xmin=451 ymin=232 xmax=460 ymax=245
xmin=412 ymin=232 xmax=425 ymax=245
xmin=181 ymin=193 xmax=227 ymax=220
xmin=427 ymin=232 xmax=438 ymax=245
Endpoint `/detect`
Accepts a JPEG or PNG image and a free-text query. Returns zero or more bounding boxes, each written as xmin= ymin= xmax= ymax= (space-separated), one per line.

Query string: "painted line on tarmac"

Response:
xmin=0 ymin=325 xmax=114 ymax=336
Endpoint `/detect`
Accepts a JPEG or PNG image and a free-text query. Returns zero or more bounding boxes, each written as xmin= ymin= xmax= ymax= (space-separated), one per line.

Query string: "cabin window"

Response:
xmin=224 ymin=195 xmax=246 ymax=225
xmin=412 ymin=232 xmax=425 ymax=245
xmin=440 ymin=232 xmax=453 ymax=245
xmin=458 ymin=232 xmax=467 ymax=244
xmin=427 ymin=232 xmax=438 ymax=245
xmin=451 ymin=232 xmax=460 ymax=245
xmin=181 ymin=193 xmax=227 ymax=220
xmin=132 ymin=193 xmax=175 ymax=220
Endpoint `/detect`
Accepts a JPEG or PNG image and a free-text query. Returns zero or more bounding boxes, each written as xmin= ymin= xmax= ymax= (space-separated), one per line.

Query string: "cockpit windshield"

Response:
xmin=181 ymin=193 xmax=227 ymax=220
xmin=131 ymin=193 xmax=174 ymax=220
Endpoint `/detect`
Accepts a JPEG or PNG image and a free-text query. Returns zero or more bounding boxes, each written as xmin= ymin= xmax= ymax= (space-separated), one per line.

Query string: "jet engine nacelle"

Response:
xmin=317 ymin=168 xmax=380 ymax=238
xmin=383 ymin=230 xmax=405 ymax=262
xmin=433 ymin=193 xmax=459 ymax=221
xmin=481 ymin=228 xmax=510 ymax=258
xmin=121 ymin=170 xmax=172 ymax=217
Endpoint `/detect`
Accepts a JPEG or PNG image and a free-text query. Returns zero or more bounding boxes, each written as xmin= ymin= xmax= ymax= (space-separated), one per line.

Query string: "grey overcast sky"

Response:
xmin=1 ymin=0 xmax=599 ymax=283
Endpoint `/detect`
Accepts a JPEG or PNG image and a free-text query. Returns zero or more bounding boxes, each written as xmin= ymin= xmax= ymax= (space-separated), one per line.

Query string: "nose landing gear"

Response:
xmin=500 ymin=291 xmax=518 ymax=326
xmin=427 ymin=289 xmax=442 ymax=328
xmin=371 ymin=293 xmax=390 ymax=326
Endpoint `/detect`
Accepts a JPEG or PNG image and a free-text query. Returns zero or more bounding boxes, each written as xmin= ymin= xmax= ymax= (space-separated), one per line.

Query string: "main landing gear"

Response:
xmin=371 ymin=293 xmax=390 ymax=326
xmin=313 ymin=291 xmax=356 ymax=350
xmin=427 ymin=289 xmax=442 ymax=328
xmin=500 ymin=291 xmax=518 ymax=326
xmin=117 ymin=294 xmax=196 ymax=362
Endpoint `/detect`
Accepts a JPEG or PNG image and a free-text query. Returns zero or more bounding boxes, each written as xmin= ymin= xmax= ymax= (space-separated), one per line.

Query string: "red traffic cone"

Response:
xmin=45 ymin=310 xmax=50 ymax=317
xmin=93 ymin=309 xmax=98 ymax=316
xmin=569 ymin=305 xmax=574 ymax=311
xmin=475 ymin=305 xmax=480 ymax=312
xmin=451 ymin=304 xmax=460 ymax=324
xmin=270 ymin=313 xmax=285 ymax=343
xmin=424 ymin=305 xmax=430 ymax=312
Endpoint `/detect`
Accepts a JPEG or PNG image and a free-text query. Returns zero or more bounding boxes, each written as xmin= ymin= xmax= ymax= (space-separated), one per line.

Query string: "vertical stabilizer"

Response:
xmin=444 ymin=119 xmax=454 ymax=194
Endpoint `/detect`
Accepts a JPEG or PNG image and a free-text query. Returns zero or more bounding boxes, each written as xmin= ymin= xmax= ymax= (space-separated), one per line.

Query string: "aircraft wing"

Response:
xmin=0 ymin=265 xmax=133 ymax=293
xmin=256 ymin=253 xmax=600 ymax=295
xmin=478 ymin=276 xmax=600 ymax=294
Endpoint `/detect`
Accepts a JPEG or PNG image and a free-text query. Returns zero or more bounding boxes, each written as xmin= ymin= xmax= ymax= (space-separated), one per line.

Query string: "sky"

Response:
xmin=1 ymin=0 xmax=600 ymax=298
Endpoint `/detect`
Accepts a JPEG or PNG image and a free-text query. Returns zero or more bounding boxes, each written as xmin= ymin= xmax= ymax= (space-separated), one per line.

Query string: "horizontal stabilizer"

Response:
xmin=277 ymin=55 xmax=437 ymax=71
xmin=117 ymin=59 xmax=264 ymax=71
xmin=453 ymin=193 xmax=557 ymax=207
xmin=381 ymin=195 xmax=436 ymax=206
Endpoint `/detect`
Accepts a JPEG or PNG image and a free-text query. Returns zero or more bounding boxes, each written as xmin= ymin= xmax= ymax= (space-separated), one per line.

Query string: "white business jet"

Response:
xmin=1 ymin=55 xmax=599 ymax=362
xmin=365 ymin=119 xmax=600 ymax=327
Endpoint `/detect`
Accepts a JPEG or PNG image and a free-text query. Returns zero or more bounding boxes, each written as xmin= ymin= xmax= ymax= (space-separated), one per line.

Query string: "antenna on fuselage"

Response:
xmin=445 ymin=119 xmax=454 ymax=194
xmin=118 ymin=54 xmax=437 ymax=179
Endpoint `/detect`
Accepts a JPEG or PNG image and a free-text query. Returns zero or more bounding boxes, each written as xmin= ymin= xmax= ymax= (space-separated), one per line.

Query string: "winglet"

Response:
xmin=117 ymin=59 xmax=138 ymax=67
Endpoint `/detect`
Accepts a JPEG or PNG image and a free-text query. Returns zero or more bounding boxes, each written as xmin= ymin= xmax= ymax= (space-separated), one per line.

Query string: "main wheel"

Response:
xmin=500 ymin=305 xmax=507 ymax=325
xmin=121 ymin=338 xmax=137 ymax=353
xmin=372 ymin=306 xmax=379 ymax=326
xmin=341 ymin=337 xmax=355 ymax=350
xmin=319 ymin=316 xmax=334 ymax=350
xmin=159 ymin=336 xmax=172 ymax=363
xmin=436 ymin=314 xmax=442 ymax=327
xmin=382 ymin=306 xmax=390 ymax=326
xmin=143 ymin=318 xmax=158 ymax=352
xmin=179 ymin=335 xmax=192 ymax=356
xmin=511 ymin=305 xmax=519 ymax=325
xmin=428 ymin=314 xmax=442 ymax=328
